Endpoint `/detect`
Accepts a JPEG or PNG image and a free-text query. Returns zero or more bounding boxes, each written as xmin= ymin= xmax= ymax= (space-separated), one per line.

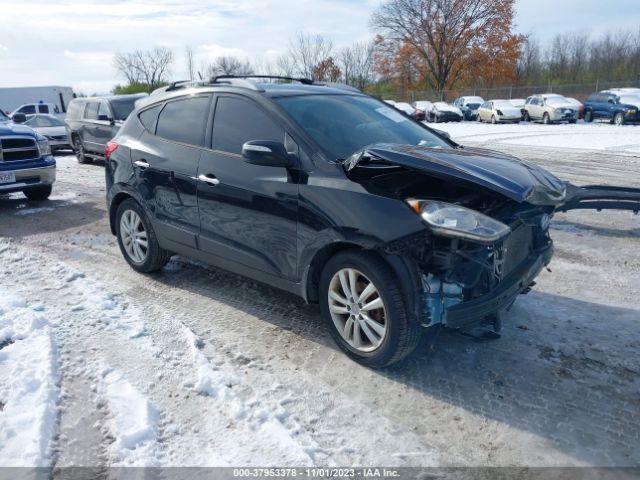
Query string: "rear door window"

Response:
xmin=155 ymin=95 xmax=211 ymax=147
xmin=211 ymin=96 xmax=284 ymax=155
xmin=84 ymin=102 xmax=99 ymax=120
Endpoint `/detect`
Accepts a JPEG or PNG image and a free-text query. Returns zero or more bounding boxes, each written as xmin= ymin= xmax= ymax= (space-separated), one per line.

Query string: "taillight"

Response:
xmin=105 ymin=141 xmax=119 ymax=159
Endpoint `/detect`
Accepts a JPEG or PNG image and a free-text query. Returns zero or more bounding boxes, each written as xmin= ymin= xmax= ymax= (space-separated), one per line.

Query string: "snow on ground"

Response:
xmin=0 ymin=293 xmax=59 ymax=467
xmin=432 ymin=121 xmax=640 ymax=155
xmin=0 ymin=149 xmax=638 ymax=470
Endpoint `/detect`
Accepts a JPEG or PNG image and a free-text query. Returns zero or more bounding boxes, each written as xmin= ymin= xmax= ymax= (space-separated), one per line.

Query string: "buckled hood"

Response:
xmin=343 ymin=143 xmax=567 ymax=206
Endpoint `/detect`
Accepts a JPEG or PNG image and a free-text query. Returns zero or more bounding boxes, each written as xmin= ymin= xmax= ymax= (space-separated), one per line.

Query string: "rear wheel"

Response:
xmin=584 ymin=110 xmax=593 ymax=123
xmin=23 ymin=185 xmax=52 ymax=201
xmin=614 ymin=112 xmax=625 ymax=126
xmin=73 ymin=136 xmax=90 ymax=164
xmin=319 ymin=250 xmax=421 ymax=368
xmin=116 ymin=199 xmax=171 ymax=273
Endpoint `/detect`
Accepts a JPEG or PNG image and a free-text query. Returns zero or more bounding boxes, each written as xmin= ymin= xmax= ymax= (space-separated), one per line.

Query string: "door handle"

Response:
xmin=197 ymin=174 xmax=220 ymax=186
xmin=134 ymin=160 xmax=150 ymax=169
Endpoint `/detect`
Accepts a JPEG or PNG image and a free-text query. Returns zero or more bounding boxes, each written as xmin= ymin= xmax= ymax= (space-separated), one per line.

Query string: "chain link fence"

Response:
xmin=375 ymin=79 xmax=640 ymax=103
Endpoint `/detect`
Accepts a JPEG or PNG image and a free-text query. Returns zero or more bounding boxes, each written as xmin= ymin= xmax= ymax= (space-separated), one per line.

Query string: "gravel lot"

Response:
xmin=0 ymin=140 xmax=639 ymax=468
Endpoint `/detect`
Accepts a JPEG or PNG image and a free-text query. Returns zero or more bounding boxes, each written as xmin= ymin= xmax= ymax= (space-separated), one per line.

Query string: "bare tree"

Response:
xmin=185 ymin=46 xmax=195 ymax=81
xmin=114 ymin=47 xmax=174 ymax=91
xmin=371 ymin=0 xmax=518 ymax=94
xmin=205 ymin=56 xmax=253 ymax=78
xmin=339 ymin=41 xmax=375 ymax=89
xmin=286 ymin=32 xmax=334 ymax=79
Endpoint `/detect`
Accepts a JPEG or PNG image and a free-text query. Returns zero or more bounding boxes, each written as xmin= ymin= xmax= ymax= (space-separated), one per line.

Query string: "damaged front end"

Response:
xmin=344 ymin=143 xmax=640 ymax=331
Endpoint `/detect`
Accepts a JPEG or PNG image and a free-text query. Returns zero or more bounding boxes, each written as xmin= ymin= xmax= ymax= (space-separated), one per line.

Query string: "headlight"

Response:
xmin=37 ymin=139 xmax=51 ymax=156
xmin=406 ymin=199 xmax=511 ymax=243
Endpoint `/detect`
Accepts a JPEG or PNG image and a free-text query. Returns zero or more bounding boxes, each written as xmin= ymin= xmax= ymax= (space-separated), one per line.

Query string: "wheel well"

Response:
xmin=109 ymin=192 xmax=134 ymax=234
xmin=305 ymin=242 xmax=386 ymax=303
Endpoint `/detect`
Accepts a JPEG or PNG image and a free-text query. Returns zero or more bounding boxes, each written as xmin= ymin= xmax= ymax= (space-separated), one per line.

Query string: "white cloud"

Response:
xmin=0 ymin=44 xmax=8 ymax=54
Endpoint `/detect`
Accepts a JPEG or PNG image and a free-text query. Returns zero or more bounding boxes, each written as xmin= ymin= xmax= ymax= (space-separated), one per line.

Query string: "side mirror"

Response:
xmin=12 ymin=113 xmax=27 ymax=124
xmin=242 ymin=140 xmax=293 ymax=168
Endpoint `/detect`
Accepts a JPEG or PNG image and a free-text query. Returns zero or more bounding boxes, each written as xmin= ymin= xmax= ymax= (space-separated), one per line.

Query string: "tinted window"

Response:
xmin=85 ymin=102 xmax=99 ymax=120
xmin=18 ymin=105 xmax=36 ymax=114
xmin=38 ymin=105 xmax=50 ymax=114
xmin=212 ymin=96 xmax=284 ymax=154
xmin=156 ymin=95 xmax=210 ymax=147
xmin=138 ymin=104 xmax=161 ymax=132
xmin=110 ymin=98 xmax=140 ymax=121
xmin=98 ymin=102 xmax=111 ymax=119
xmin=275 ymin=94 xmax=449 ymax=160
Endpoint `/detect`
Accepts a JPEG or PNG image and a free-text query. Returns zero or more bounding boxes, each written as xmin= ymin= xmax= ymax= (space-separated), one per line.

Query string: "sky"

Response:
xmin=1 ymin=0 xmax=639 ymax=94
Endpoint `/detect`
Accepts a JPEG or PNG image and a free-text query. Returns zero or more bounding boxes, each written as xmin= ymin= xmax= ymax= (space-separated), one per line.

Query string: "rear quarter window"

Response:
xmin=138 ymin=104 xmax=162 ymax=132
xmin=155 ymin=95 xmax=211 ymax=147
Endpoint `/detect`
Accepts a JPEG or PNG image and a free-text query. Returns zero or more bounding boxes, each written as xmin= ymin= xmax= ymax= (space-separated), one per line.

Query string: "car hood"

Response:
xmin=343 ymin=143 xmax=567 ymax=205
xmin=497 ymin=106 xmax=522 ymax=116
xmin=0 ymin=123 xmax=36 ymax=137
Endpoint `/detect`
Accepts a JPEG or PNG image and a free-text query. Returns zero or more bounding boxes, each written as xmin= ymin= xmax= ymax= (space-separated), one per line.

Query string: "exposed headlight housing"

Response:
xmin=406 ymin=199 xmax=511 ymax=243
xmin=37 ymin=139 xmax=51 ymax=156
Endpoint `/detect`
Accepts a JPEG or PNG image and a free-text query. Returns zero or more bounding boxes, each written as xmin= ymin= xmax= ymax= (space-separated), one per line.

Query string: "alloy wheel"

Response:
xmin=327 ymin=268 xmax=387 ymax=352
xmin=119 ymin=209 xmax=148 ymax=263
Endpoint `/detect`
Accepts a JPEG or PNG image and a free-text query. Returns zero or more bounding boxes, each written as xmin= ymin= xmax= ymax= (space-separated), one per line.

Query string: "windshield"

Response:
xmin=466 ymin=103 xmax=481 ymax=109
xmin=493 ymin=100 xmax=513 ymax=108
xmin=619 ymin=95 xmax=640 ymax=106
xmin=545 ymin=97 xmax=571 ymax=107
xmin=110 ymin=98 xmax=138 ymax=121
xmin=25 ymin=115 xmax=65 ymax=127
xmin=275 ymin=94 xmax=451 ymax=160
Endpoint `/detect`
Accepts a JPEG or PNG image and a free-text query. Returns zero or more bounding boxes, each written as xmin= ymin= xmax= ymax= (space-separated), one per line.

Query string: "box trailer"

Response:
xmin=0 ymin=86 xmax=75 ymax=115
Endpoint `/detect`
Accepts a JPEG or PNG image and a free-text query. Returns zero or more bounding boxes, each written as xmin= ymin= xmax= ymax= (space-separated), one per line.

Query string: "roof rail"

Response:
xmin=212 ymin=75 xmax=314 ymax=85
xmin=209 ymin=76 xmax=262 ymax=90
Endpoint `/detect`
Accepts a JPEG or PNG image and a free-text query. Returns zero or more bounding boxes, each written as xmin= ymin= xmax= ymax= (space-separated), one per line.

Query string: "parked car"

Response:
xmin=0 ymin=116 xmax=55 ymax=200
xmin=412 ymin=101 xmax=433 ymax=122
xmin=452 ymin=96 xmax=484 ymax=120
xmin=104 ymin=76 xmax=640 ymax=367
xmin=583 ymin=91 xmax=640 ymax=125
xmin=565 ymin=97 xmax=585 ymax=119
xmin=477 ymin=100 xmax=521 ymax=123
xmin=21 ymin=114 xmax=71 ymax=151
xmin=426 ymin=102 xmax=463 ymax=122
xmin=392 ymin=102 xmax=425 ymax=121
xmin=523 ymin=94 xmax=578 ymax=124
xmin=11 ymin=102 xmax=62 ymax=118
xmin=509 ymin=99 xmax=526 ymax=119
xmin=65 ymin=93 xmax=147 ymax=163
xmin=0 ymin=109 xmax=10 ymax=123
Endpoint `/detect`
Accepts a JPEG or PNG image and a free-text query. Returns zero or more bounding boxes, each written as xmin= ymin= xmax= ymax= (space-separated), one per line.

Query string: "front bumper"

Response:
xmin=0 ymin=164 xmax=56 ymax=194
xmin=497 ymin=115 xmax=521 ymax=123
xmin=437 ymin=243 xmax=553 ymax=329
xmin=551 ymin=110 xmax=577 ymax=122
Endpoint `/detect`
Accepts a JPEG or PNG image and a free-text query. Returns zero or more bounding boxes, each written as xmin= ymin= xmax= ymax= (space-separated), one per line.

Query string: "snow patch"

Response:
xmin=99 ymin=369 xmax=159 ymax=466
xmin=14 ymin=207 xmax=55 ymax=216
xmin=0 ymin=294 xmax=59 ymax=467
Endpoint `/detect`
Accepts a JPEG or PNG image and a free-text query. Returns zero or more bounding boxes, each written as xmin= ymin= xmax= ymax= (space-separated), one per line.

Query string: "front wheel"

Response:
xmin=319 ymin=250 xmax=421 ymax=368
xmin=523 ymin=111 xmax=530 ymax=122
xmin=23 ymin=185 xmax=52 ymax=201
xmin=543 ymin=113 xmax=551 ymax=124
xmin=491 ymin=115 xmax=497 ymax=124
xmin=116 ymin=199 xmax=171 ymax=273
xmin=614 ymin=112 xmax=625 ymax=126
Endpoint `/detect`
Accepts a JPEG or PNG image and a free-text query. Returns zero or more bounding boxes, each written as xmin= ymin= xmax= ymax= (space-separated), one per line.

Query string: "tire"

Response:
xmin=584 ymin=110 xmax=593 ymax=123
xmin=491 ymin=115 xmax=497 ymax=124
xmin=73 ymin=135 xmax=90 ymax=164
xmin=542 ymin=113 xmax=551 ymax=124
xmin=115 ymin=198 xmax=171 ymax=273
xmin=523 ymin=112 xmax=530 ymax=122
xmin=23 ymin=185 xmax=52 ymax=201
xmin=569 ymin=119 xmax=577 ymax=124
xmin=319 ymin=250 xmax=421 ymax=368
xmin=614 ymin=112 xmax=625 ymax=126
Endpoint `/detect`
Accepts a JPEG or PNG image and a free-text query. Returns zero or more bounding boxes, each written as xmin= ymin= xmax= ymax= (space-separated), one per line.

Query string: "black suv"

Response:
xmin=105 ymin=76 xmax=640 ymax=367
xmin=65 ymin=93 xmax=147 ymax=163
